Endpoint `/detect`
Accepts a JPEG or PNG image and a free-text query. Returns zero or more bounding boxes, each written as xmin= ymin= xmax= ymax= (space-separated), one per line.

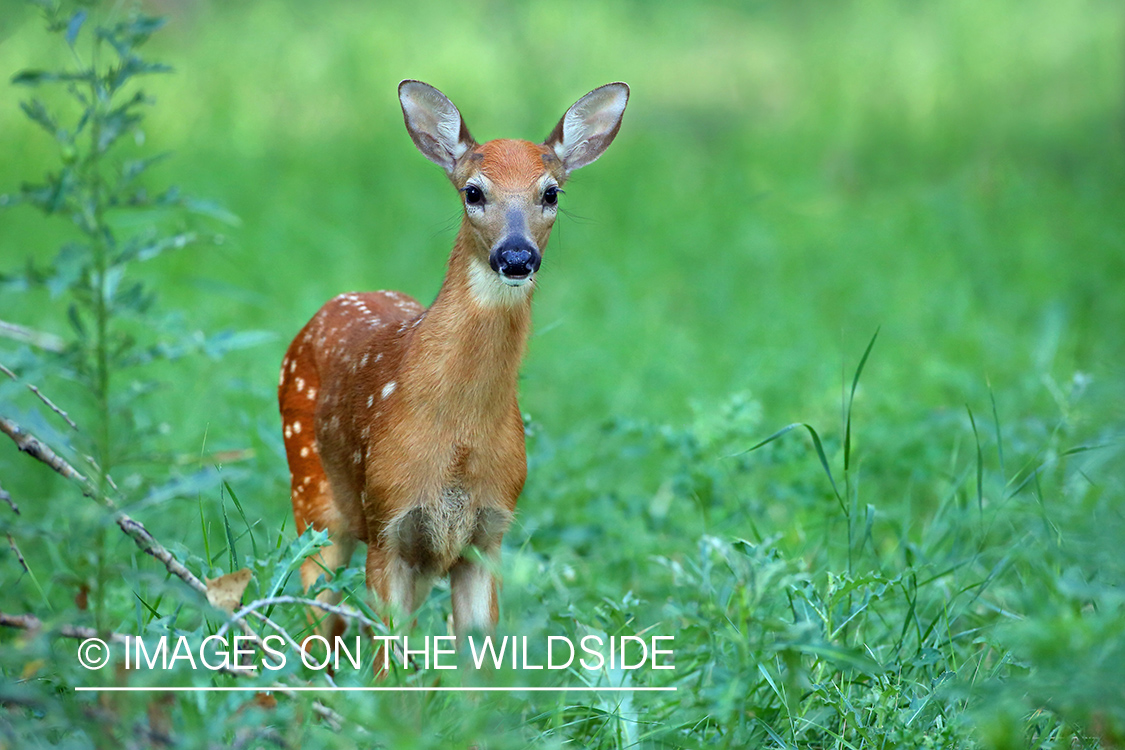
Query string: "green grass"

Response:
xmin=1 ymin=0 xmax=1123 ymax=747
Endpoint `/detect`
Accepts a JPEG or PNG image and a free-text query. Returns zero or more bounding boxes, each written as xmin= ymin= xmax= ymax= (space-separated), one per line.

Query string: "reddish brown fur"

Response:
xmin=277 ymin=80 xmax=627 ymax=643
xmin=278 ymin=143 xmax=554 ymax=634
xmin=474 ymin=139 xmax=556 ymax=185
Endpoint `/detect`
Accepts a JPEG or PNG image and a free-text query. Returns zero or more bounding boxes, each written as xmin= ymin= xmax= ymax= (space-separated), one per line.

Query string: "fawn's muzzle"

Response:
xmin=490 ymin=238 xmax=541 ymax=284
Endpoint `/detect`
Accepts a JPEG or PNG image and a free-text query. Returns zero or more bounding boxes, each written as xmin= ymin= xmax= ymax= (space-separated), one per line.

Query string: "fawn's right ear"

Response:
xmin=399 ymin=80 xmax=477 ymax=175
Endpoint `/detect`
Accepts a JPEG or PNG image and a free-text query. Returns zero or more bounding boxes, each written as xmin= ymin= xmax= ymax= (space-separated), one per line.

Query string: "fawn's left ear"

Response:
xmin=544 ymin=82 xmax=629 ymax=174
xmin=399 ymin=80 xmax=477 ymax=175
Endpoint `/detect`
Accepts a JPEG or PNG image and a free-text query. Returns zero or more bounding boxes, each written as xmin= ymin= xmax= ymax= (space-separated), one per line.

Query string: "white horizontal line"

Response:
xmin=75 ymin=686 xmax=676 ymax=693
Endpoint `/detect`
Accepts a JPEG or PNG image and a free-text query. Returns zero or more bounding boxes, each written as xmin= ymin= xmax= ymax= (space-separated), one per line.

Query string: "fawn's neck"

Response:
xmin=401 ymin=225 xmax=533 ymax=423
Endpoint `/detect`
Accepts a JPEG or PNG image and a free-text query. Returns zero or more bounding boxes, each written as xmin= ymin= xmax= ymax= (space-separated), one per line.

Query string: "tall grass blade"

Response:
xmin=844 ymin=328 xmax=879 ymax=472
xmin=988 ymin=382 xmax=1005 ymax=479
xmin=967 ymin=405 xmax=983 ymax=516
xmin=743 ymin=422 xmax=842 ymax=509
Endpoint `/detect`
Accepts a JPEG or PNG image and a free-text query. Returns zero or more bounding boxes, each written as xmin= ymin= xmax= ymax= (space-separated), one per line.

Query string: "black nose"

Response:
xmin=490 ymin=238 xmax=541 ymax=278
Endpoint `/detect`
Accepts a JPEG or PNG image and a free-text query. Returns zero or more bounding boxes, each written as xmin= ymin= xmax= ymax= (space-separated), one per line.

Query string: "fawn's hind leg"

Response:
xmin=298 ymin=525 xmax=357 ymax=639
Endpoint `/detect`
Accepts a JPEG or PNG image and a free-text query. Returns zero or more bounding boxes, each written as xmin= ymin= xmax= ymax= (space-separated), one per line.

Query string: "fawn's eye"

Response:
xmin=464 ymin=185 xmax=484 ymax=206
xmin=543 ymin=186 xmax=559 ymax=206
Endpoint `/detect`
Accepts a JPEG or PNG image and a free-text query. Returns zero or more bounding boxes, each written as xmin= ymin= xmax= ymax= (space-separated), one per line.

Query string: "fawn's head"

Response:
xmin=399 ymin=80 xmax=628 ymax=297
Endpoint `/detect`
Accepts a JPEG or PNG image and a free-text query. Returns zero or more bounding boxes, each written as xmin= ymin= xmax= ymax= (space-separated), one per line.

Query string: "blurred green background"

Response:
xmin=3 ymin=0 xmax=1121 ymax=440
xmin=1 ymin=0 xmax=1124 ymax=746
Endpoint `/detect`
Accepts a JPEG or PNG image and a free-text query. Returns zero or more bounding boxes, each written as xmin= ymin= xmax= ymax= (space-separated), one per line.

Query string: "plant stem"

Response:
xmin=87 ymin=33 xmax=112 ymax=633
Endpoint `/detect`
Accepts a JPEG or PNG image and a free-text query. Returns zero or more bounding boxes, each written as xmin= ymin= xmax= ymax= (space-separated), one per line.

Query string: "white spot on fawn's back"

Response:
xmin=382 ymin=381 xmax=396 ymax=399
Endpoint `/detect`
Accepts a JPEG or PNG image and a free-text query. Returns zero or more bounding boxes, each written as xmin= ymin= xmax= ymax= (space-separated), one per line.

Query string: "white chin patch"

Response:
xmin=500 ymin=274 xmax=534 ymax=287
xmin=468 ymin=258 xmax=535 ymax=307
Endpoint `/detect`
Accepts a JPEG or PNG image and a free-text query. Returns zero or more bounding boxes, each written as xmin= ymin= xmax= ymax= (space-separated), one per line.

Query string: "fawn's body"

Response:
xmin=279 ymin=81 xmax=628 ymax=638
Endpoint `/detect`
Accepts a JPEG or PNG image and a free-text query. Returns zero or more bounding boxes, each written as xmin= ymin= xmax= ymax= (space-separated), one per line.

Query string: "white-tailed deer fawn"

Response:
xmin=278 ymin=80 xmax=628 ymax=642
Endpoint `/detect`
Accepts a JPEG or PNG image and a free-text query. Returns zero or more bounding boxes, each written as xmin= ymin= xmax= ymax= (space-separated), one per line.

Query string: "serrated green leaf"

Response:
xmin=66 ymin=302 xmax=86 ymax=340
xmin=46 ymin=243 xmax=88 ymax=299
xmin=108 ymin=57 xmax=173 ymax=91
xmin=116 ymin=231 xmax=198 ymax=265
xmin=96 ymin=107 xmax=142 ymax=154
xmin=19 ymin=99 xmax=58 ymax=136
xmin=12 ymin=70 xmax=55 ymax=86
xmin=65 ymin=10 xmax=87 ymax=47
xmin=12 ymin=69 xmax=94 ymax=86
xmin=265 ymin=526 xmax=330 ymax=601
xmin=119 ymin=153 xmax=170 ymax=184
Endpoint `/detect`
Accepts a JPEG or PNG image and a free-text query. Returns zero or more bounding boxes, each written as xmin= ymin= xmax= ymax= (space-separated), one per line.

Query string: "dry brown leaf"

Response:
xmin=205 ymin=568 xmax=253 ymax=613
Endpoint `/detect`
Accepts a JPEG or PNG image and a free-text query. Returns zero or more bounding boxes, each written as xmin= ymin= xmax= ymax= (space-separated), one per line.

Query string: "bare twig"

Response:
xmin=0 ymin=416 xmax=215 ymax=600
xmin=0 ymin=610 xmax=257 ymax=678
xmin=0 ymin=319 xmax=65 ymax=353
xmin=115 ymin=513 xmax=208 ymax=596
xmin=246 ymin=609 xmax=337 ymax=688
xmin=0 ymin=479 xmax=16 ymax=514
xmin=0 ymin=364 xmax=78 ymax=430
xmin=221 ymin=595 xmax=385 ymax=639
xmin=0 ymin=417 xmax=278 ymax=666
xmin=28 ymin=384 xmax=79 ymax=430
xmin=0 ymin=611 xmax=131 ymax=645
xmin=3 ymin=609 xmax=354 ymax=730
xmin=0 ymin=414 xmax=353 ymax=730
xmin=0 ymin=416 xmax=90 ymax=486
xmin=6 ymin=533 xmax=29 ymax=574
xmin=1 ymin=609 xmax=354 ymax=729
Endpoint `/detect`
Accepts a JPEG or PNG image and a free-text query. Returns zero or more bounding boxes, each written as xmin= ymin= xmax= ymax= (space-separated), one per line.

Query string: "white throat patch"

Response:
xmin=467 ymin=257 xmax=534 ymax=307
